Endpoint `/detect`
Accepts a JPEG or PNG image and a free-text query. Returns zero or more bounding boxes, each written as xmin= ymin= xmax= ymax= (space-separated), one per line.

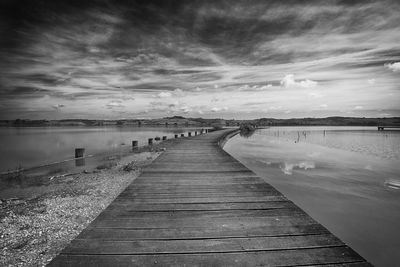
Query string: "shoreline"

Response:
xmin=0 ymin=143 xmax=170 ymax=266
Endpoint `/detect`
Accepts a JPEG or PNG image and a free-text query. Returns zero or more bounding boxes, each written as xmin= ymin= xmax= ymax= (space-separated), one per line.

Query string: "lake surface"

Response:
xmin=224 ymin=126 xmax=400 ymax=267
xmin=0 ymin=126 xmax=202 ymax=173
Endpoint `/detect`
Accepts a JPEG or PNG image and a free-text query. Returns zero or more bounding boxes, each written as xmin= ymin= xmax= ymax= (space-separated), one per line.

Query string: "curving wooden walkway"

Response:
xmin=49 ymin=129 xmax=370 ymax=266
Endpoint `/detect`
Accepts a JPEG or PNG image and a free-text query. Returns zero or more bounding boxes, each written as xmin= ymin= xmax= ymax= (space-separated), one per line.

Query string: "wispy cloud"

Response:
xmin=280 ymin=74 xmax=318 ymax=88
xmin=157 ymin=92 xmax=172 ymax=98
xmin=106 ymin=100 xmax=125 ymax=109
xmin=51 ymin=104 xmax=65 ymax=111
xmin=211 ymin=107 xmax=228 ymax=113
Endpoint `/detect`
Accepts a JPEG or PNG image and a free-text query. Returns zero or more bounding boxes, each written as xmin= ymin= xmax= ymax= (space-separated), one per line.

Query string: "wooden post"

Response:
xmin=132 ymin=140 xmax=138 ymax=149
xmin=162 ymin=136 xmax=167 ymax=140
xmin=75 ymin=148 xmax=85 ymax=166
xmin=75 ymin=148 xmax=85 ymax=158
xmin=148 ymin=138 xmax=153 ymax=145
xmin=188 ymin=132 xmax=192 ymax=137
xmin=175 ymin=134 xmax=178 ymax=138
xmin=181 ymin=133 xmax=185 ymax=137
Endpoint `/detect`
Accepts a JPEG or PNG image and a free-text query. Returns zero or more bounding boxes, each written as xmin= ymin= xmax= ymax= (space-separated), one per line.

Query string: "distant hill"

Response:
xmin=0 ymin=116 xmax=399 ymax=127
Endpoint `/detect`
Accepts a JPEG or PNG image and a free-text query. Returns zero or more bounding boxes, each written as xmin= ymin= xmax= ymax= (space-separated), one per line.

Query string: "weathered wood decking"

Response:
xmin=49 ymin=129 xmax=370 ymax=266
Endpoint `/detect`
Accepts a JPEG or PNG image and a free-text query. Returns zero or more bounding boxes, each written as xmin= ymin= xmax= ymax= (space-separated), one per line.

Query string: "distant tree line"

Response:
xmin=0 ymin=116 xmax=399 ymax=127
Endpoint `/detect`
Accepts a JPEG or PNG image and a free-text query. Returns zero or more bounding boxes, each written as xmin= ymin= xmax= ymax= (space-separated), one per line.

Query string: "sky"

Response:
xmin=0 ymin=0 xmax=399 ymax=120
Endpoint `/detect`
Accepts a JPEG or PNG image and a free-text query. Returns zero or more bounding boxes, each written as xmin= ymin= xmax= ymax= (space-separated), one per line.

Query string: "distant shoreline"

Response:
xmin=0 ymin=116 xmax=399 ymax=127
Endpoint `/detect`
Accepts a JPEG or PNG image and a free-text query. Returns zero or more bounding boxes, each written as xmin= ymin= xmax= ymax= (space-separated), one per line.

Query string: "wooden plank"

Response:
xmin=154 ymin=158 xmax=240 ymax=163
xmin=76 ymin=223 xmax=330 ymax=240
xmin=133 ymin=178 xmax=263 ymax=184
xmin=112 ymin=196 xmax=288 ymax=203
xmin=117 ymin=191 xmax=282 ymax=198
xmin=88 ymin=212 xmax=318 ymax=229
xmin=105 ymin=201 xmax=294 ymax=211
xmin=143 ymin=170 xmax=250 ymax=173
xmin=96 ymin=207 xmax=304 ymax=220
xmin=136 ymin=174 xmax=260 ymax=179
xmin=49 ymin=247 xmax=365 ymax=267
xmin=63 ymin=234 xmax=343 ymax=254
xmin=148 ymin=162 xmax=246 ymax=167
xmin=90 ymin=213 xmax=311 ymax=228
xmin=122 ymin=185 xmax=271 ymax=191
xmin=312 ymin=263 xmax=373 ymax=267
xmin=123 ymin=183 xmax=276 ymax=190
xmin=120 ymin=184 xmax=280 ymax=193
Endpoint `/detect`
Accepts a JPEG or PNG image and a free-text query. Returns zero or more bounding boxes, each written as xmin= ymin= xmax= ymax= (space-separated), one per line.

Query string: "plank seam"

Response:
xmin=59 ymin=244 xmax=348 ymax=256
xmin=74 ymin=232 xmax=332 ymax=241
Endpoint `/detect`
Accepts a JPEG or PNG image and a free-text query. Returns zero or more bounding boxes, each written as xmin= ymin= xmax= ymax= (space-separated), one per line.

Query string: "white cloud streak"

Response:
xmin=280 ymin=74 xmax=318 ymax=88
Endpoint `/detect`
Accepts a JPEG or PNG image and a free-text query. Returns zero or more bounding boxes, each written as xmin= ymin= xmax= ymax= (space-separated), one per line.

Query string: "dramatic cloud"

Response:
xmin=0 ymin=0 xmax=399 ymax=119
xmin=385 ymin=62 xmax=400 ymax=72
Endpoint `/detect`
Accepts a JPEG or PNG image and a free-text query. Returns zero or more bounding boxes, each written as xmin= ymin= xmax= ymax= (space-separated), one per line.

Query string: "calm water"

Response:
xmin=0 ymin=126 xmax=201 ymax=173
xmin=224 ymin=126 xmax=400 ymax=267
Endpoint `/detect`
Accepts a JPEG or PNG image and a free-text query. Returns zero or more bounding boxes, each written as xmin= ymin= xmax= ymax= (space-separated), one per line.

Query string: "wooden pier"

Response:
xmin=48 ymin=129 xmax=370 ymax=266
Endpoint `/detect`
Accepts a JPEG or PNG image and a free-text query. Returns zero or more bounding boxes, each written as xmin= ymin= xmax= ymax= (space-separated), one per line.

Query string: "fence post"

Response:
xmin=132 ymin=140 xmax=138 ymax=149
xmin=75 ymin=148 xmax=85 ymax=166
xmin=75 ymin=148 xmax=85 ymax=158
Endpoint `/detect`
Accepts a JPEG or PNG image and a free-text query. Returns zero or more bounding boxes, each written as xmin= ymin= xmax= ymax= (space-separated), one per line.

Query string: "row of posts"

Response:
xmin=75 ymin=129 xmax=210 ymax=161
xmin=141 ymin=129 xmax=209 ymax=147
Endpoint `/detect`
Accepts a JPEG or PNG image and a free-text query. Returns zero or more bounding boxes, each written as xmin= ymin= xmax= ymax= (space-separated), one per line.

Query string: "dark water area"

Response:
xmin=224 ymin=126 xmax=400 ymax=267
xmin=0 ymin=126 xmax=202 ymax=173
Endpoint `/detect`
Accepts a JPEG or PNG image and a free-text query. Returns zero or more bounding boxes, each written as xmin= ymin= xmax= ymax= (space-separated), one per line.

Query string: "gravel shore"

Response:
xmin=0 ymin=150 xmax=162 ymax=267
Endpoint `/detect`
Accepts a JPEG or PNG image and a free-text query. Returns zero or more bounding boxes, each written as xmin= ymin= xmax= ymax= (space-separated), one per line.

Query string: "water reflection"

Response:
xmin=224 ymin=126 xmax=400 ymax=267
xmin=239 ymin=128 xmax=255 ymax=138
xmin=239 ymin=124 xmax=256 ymax=138
xmin=75 ymin=158 xmax=85 ymax=167
xmin=384 ymin=179 xmax=400 ymax=190
xmin=280 ymin=161 xmax=316 ymax=175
